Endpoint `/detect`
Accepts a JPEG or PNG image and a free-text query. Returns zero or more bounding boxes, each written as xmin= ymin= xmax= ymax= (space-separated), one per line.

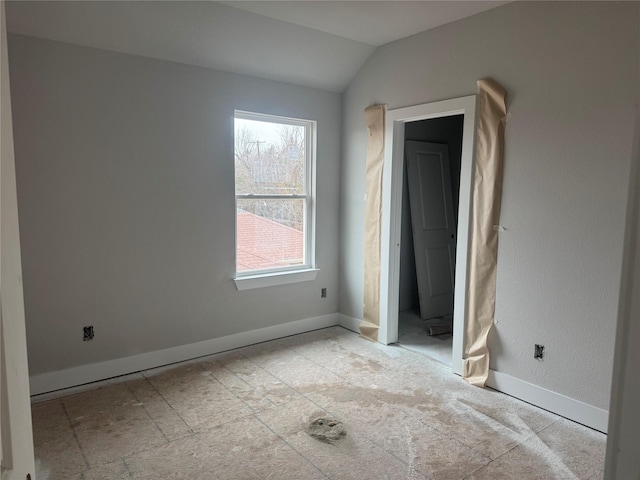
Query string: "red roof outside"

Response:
xmin=237 ymin=209 xmax=304 ymax=271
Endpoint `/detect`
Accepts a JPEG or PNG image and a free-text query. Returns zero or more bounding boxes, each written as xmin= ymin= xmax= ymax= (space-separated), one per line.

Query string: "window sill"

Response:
xmin=234 ymin=268 xmax=319 ymax=291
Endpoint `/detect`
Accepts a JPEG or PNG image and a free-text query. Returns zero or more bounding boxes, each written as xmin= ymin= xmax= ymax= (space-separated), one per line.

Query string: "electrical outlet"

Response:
xmin=83 ymin=325 xmax=94 ymax=342
xmin=321 ymin=288 xmax=327 ymax=298
xmin=534 ymin=344 xmax=544 ymax=360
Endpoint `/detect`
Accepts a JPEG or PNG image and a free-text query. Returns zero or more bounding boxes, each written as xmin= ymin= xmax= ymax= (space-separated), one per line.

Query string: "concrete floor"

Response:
xmin=398 ymin=310 xmax=454 ymax=367
xmin=31 ymin=326 xmax=606 ymax=479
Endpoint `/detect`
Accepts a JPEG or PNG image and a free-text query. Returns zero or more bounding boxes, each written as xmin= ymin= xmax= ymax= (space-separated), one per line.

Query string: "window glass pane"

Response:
xmin=234 ymin=118 xmax=305 ymax=195
xmin=236 ymin=198 xmax=305 ymax=272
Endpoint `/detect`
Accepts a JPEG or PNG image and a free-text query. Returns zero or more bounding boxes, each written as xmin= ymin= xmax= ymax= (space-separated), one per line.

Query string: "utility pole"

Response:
xmin=249 ymin=140 xmax=268 ymax=186
xmin=250 ymin=140 xmax=266 ymax=158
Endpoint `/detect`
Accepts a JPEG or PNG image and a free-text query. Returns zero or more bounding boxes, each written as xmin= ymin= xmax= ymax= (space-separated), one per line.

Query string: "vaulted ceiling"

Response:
xmin=6 ymin=1 xmax=507 ymax=92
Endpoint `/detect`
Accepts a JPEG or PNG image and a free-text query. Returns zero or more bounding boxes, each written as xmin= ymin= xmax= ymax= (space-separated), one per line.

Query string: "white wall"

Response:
xmin=8 ymin=35 xmax=342 ymax=381
xmin=340 ymin=2 xmax=639 ymax=411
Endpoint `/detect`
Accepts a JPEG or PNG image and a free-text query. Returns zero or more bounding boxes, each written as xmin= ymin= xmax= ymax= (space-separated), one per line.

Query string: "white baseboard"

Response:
xmin=487 ymin=369 xmax=609 ymax=433
xmin=32 ymin=314 xmax=608 ymax=434
xmin=338 ymin=313 xmax=361 ymax=333
xmin=30 ymin=313 xmax=339 ymax=397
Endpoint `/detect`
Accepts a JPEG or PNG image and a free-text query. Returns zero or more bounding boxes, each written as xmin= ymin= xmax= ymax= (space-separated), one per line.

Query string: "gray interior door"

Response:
xmin=405 ymin=141 xmax=456 ymax=319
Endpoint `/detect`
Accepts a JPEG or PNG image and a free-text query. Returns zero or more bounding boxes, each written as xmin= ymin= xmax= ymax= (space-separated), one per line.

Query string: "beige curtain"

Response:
xmin=463 ymin=78 xmax=508 ymax=386
xmin=360 ymin=104 xmax=386 ymax=341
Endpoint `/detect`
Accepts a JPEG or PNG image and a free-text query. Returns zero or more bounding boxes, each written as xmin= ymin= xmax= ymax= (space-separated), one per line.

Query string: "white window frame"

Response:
xmin=233 ymin=110 xmax=318 ymax=290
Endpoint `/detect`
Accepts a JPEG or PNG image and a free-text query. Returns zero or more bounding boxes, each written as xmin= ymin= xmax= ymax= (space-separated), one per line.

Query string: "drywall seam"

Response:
xmin=29 ymin=313 xmax=339 ymax=396
xmin=360 ymin=104 xmax=386 ymax=341
xmin=487 ymin=370 xmax=608 ymax=433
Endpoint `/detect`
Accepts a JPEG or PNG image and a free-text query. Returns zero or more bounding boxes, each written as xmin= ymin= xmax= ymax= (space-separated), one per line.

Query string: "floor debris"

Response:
xmin=306 ymin=417 xmax=347 ymax=444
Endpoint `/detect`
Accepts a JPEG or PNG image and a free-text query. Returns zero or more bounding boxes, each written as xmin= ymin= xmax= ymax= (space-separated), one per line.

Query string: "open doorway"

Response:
xmin=378 ymin=95 xmax=476 ymax=376
xmin=397 ymin=115 xmax=464 ymax=366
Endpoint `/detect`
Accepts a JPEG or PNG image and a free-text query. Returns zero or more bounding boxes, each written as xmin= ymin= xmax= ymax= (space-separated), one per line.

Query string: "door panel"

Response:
xmin=426 ymin=245 xmax=453 ymax=296
xmin=416 ymin=156 xmax=448 ymax=230
xmin=406 ymin=141 xmax=456 ymax=319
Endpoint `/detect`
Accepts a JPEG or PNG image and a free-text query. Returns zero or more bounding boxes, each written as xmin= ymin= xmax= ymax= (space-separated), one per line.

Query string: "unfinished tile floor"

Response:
xmin=32 ymin=326 xmax=606 ymax=480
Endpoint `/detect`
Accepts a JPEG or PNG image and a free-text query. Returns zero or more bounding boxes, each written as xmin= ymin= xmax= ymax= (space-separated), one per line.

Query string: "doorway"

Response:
xmin=398 ymin=116 xmax=464 ymax=366
xmin=378 ymin=96 xmax=477 ymax=376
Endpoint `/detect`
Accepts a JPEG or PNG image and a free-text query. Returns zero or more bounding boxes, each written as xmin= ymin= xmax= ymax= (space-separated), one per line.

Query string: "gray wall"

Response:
xmin=399 ymin=167 xmax=419 ymax=312
xmin=8 ymin=35 xmax=342 ymax=376
xmin=340 ymin=2 xmax=639 ymax=410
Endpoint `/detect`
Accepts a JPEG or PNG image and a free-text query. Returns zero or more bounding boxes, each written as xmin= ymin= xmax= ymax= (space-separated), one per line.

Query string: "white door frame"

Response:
xmin=379 ymin=95 xmax=477 ymax=376
xmin=1 ymin=1 xmax=36 ymax=477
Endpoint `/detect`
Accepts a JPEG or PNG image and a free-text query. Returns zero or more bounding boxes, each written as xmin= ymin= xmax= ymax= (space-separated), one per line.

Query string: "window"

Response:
xmin=234 ymin=111 xmax=316 ymax=281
